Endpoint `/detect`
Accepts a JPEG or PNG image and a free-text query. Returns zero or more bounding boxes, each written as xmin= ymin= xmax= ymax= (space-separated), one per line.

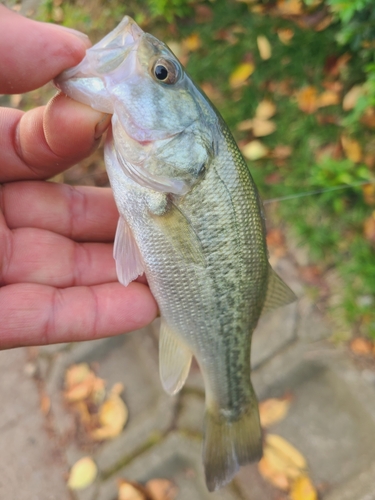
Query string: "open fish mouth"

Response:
xmin=55 ymin=17 xmax=144 ymax=115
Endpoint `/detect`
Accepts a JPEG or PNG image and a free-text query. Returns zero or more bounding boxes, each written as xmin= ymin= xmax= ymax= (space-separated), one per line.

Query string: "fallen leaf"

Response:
xmin=256 ymin=100 xmax=277 ymax=120
xmin=276 ymin=0 xmax=303 ymax=15
xmin=264 ymin=434 xmax=307 ymax=479
xmin=342 ymin=85 xmax=363 ymax=111
xmin=350 ymin=337 xmax=373 ymax=355
xmin=91 ymin=383 xmax=128 ymax=440
xmin=236 ymin=119 xmax=253 ymax=132
xmin=314 ymin=143 xmax=342 ymax=163
xmin=68 ymin=457 xmax=97 ymax=490
xmin=258 ymin=456 xmax=290 ymax=491
xmin=362 ymin=184 xmax=375 ymax=205
xmin=200 ymin=82 xmax=222 ymax=103
xmin=290 ymin=475 xmax=318 ymax=500
xmin=229 ymin=62 xmax=255 ymax=88
xmin=317 ymin=90 xmax=340 ymax=108
xmin=65 ymin=363 xmax=91 ymax=388
xmin=296 ymin=86 xmax=318 ymax=114
xmin=257 ymin=35 xmax=272 ymax=60
xmin=361 ymin=108 xmax=375 ymax=129
xmin=315 ymin=15 xmax=333 ymax=31
xmin=64 ymin=372 xmax=97 ymax=403
xmin=259 ymin=398 xmax=291 ymax=428
xmin=40 ymin=393 xmax=51 ymax=415
xmin=182 ymin=33 xmax=201 ymax=52
xmin=118 ymin=480 xmax=149 ymax=500
xmin=241 ymin=140 xmax=269 ymax=160
xmin=252 ymin=118 xmax=277 ymax=137
xmin=277 ymin=28 xmax=294 ymax=45
xmin=194 ymin=4 xmax=213 ymax=23
xmin=272 ymin=145 xmax=293 ymax=159
xmin=324 ymin=53 xmax=351 ymax=78
xmin=146 ymin=479 xmax=178 ymax=500
xmin=341 ymin=136 xmax=362 ymax=163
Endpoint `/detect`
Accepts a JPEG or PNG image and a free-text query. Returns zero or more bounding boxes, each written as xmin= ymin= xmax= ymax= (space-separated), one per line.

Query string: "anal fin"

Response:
xmin=159 ymin=320 xmax=192 ymax=395
xmin=114 ymin=216 xmax=145 ymax=287
xmin=262 ymin=265 xmax=297 ymax=315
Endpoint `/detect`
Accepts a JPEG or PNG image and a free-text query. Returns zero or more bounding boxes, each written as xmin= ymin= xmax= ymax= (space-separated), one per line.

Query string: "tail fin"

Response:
xmin=203 ymin=403 xmax=262 ymax=492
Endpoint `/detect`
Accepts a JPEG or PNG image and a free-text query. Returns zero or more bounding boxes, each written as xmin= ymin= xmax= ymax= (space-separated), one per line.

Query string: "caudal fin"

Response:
xmin=203 ymin=402 xmax=262 ymax=492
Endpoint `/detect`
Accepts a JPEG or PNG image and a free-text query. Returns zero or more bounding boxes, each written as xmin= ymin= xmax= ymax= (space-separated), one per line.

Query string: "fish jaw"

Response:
xmin=55 ymin=16 xmax=143 ymax=114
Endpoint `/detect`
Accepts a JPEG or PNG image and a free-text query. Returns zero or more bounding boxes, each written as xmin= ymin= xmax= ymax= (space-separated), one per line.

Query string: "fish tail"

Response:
xmin=203 ymin=402 xmax=262 ymax=492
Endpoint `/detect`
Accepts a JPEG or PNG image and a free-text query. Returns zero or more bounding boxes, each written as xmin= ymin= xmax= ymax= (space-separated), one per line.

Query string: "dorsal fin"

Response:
xmin=262 ymin=266 xmax=297 ymax=315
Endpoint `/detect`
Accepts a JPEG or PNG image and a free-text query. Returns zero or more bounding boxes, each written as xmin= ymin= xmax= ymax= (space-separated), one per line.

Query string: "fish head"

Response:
xmin=56 ymin=16 xmax=218 ymax=195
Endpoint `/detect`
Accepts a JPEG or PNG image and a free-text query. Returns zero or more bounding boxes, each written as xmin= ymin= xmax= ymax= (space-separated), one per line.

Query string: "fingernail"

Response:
xmin=95 ymin=114 xmax=112 ymax=139
xmin=54 ymin=25 xmax=90 ymax=43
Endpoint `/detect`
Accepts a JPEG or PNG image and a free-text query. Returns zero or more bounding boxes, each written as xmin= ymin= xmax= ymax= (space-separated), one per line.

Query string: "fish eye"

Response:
xmin=152 ymin=59 xmax=180 ymax=85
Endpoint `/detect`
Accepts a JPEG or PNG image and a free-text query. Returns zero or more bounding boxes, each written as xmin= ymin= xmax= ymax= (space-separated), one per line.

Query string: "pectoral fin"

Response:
xmin=114 ymin=216 xmax=145 ymax=287
xmin=150 ymin=203 xmax=206 ymax=267
xmin=159 ymin=320 xmax=192 ymax=395
xmin=261 ymin=266 xmax=297 ymax=315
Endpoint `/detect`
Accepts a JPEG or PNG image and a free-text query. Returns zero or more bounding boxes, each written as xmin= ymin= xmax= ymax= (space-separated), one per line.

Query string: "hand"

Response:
xmin=0 ymin=7 xmax=158 ymax=349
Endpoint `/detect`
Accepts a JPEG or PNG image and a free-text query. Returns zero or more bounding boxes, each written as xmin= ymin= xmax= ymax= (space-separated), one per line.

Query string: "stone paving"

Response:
xmin=2 ymin=256 xmax=375 ymax=500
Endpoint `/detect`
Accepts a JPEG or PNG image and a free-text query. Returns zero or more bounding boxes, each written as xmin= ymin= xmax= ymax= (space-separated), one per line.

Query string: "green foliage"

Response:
xmin=146 ymin=0 xmax=192 ymax=21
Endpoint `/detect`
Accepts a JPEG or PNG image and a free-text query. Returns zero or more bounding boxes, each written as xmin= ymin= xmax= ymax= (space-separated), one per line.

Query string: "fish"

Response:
xmin=55 ymin=16 xmax=296 ymax=491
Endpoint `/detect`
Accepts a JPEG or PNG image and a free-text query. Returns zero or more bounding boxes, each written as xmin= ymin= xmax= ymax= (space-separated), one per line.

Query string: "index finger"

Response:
xmin=0 ymin=6 xmax=90 ymax=94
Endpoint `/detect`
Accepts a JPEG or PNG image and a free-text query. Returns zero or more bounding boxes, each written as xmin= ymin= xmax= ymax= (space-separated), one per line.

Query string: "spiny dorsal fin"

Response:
xmin=113 ymin=216 xmax=145 ymax=287
xmin=159 ymin=320 xmax=192 ymax=395
xmin=150 ymin=202 xmax=206 ymax=267
xmin=262 ymin=266 xmax=297 ymax=315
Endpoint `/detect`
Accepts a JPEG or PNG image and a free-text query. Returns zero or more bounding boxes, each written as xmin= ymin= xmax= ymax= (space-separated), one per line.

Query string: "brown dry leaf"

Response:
xmin=236 ymin=119 xmax=253 ymax=132
xmin=257 ymin=35 xmax=272 ymax=60
xmin=252 ymin=118 xmax=277 ymax=137
xmin=272 ymin=145 xmax=293 ymax=159
xmin=194 ymin=4 xmax=213 ymax=23
xmin=341 ymin=136 xmax=362 ymax=163
xmin=68 ymin=457 xmax=97 ymax=490
xmin=350 ymin=337 xmax=373 ymax=355
xmin=91 ymin=383 xmax=128 ymax=440
xmin=256 ymin=100 xmax=277 ymax=120
xmin=276 ymin=0 xmax=303 ymax=15
xmin=314 ymin=143 xmax=342 ymax=163
xmin=200 ymin=82 xmax=222 ymax=103
xmin=146 ymin=479 xmax=178 ymax=500
xmin=258 ymin=456 xmax=290 ymax=491
xmin=362 ymin=184 xmax=375 ymax=205
xmin=40 ymin=393 xmax=51 ymax=416
xmin=118 ymin=480 xmax=149 ymax=500
xmin=259 ymin=398 xmax=291 ymax=428
xmin=324 ymin=53 xmax=351 ymax=78
xmin=317 ymin=90 xmax=340 ymax=108
xmin=277 ymin=28 xmax=294 ymax=45
xmin=343 ymin=85 xmax=363 ymax=111
xmin=182 ymin=33 xmax=201 ymax=52
xmin=361 ymin=108 xmax=375 ymax=129
xmin=241 ymin=140 xmax=269 ymax=160
xmin=315 ymin=15 xmax=333 ymax=31
xmin=229 ymin=62 xmax=255 ymax=88
xmin=290 ymin=475 xmax=318 ymax=500
xmin=296 ymin=87 xmax=318 ymax=114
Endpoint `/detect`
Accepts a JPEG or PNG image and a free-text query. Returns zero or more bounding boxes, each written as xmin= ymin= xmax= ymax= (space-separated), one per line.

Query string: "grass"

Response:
xmin=26 ymin=0 xmax=375 ymax=338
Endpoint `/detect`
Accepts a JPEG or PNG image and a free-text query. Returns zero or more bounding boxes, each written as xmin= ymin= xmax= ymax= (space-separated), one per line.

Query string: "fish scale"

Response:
xmin=55 ymin=16 xmax=296 ymax=492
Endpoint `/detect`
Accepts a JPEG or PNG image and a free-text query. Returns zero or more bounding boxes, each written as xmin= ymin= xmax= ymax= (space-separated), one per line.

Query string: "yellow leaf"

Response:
xmin=146 ymin=479 xmax=178 ymax=500
xmin=241 ymin=140 xmax=269 ymax=160
xmin=266 ymin=434 xmax=307 ymax=473
xmin=290 ymin=475 xmax=318 ymax=500
xmin=257 ymin=35 xmax=272 ymax=60
xmin=276 ymin=0 xmax=303 ymax=15
xmin=118 ymin=480 xmax=148 ymax=500
xmin=65 ymin=363 xmax=91 ymax=389
xmin=64 ymin=372 xmax=97 ymax=403
xmin=252 ymin=118 xmax=277 ymax=137
xmin=341 ymin=135 xmax=362 ymax=163
xmin=317 ymin=90 xmax=340 ymax=108
xmin=91 ymin=385 xmax=128 ymax=440
xmin=343 ymin=85 xmax=363 ymax=111
xmin=258 ymin=456 xmax=290 ymax=491
xmin=296 ymin=86 xmax=318 ymax=114
xmin=182 ymin=33 xmax=201 ymax=52
xmin=277 ymin=28 xmax=294 ymax=45
xmin=259 ymin=398 xmax=291 ymax=428
xmin=255 ymin=100 xmax=277 ymax=119
xmin=236 ymin=119 xmax=253 ymax=132
xmin=68 ymin=457 xmax=97 ymax=490
xmin=229 ymin=62 xmax=255 ymax=88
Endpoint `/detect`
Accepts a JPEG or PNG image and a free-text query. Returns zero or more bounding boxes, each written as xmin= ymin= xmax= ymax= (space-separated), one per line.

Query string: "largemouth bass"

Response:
xmin=56 ymin=17 xmax=296 ymax=491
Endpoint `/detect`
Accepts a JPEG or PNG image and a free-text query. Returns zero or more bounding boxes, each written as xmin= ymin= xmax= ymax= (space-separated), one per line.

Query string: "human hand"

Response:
xmin=0 ymin=7 xmax=158 ymax=349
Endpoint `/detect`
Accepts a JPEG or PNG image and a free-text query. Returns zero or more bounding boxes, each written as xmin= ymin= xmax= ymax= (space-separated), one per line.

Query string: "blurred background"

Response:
xmin=2 ymin=1 xmax=375 ymax=500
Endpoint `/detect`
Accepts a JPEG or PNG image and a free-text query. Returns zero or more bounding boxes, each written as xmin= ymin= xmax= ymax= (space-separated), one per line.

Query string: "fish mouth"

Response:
xmin=54 ymin=16 xmax=143 ymax=114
